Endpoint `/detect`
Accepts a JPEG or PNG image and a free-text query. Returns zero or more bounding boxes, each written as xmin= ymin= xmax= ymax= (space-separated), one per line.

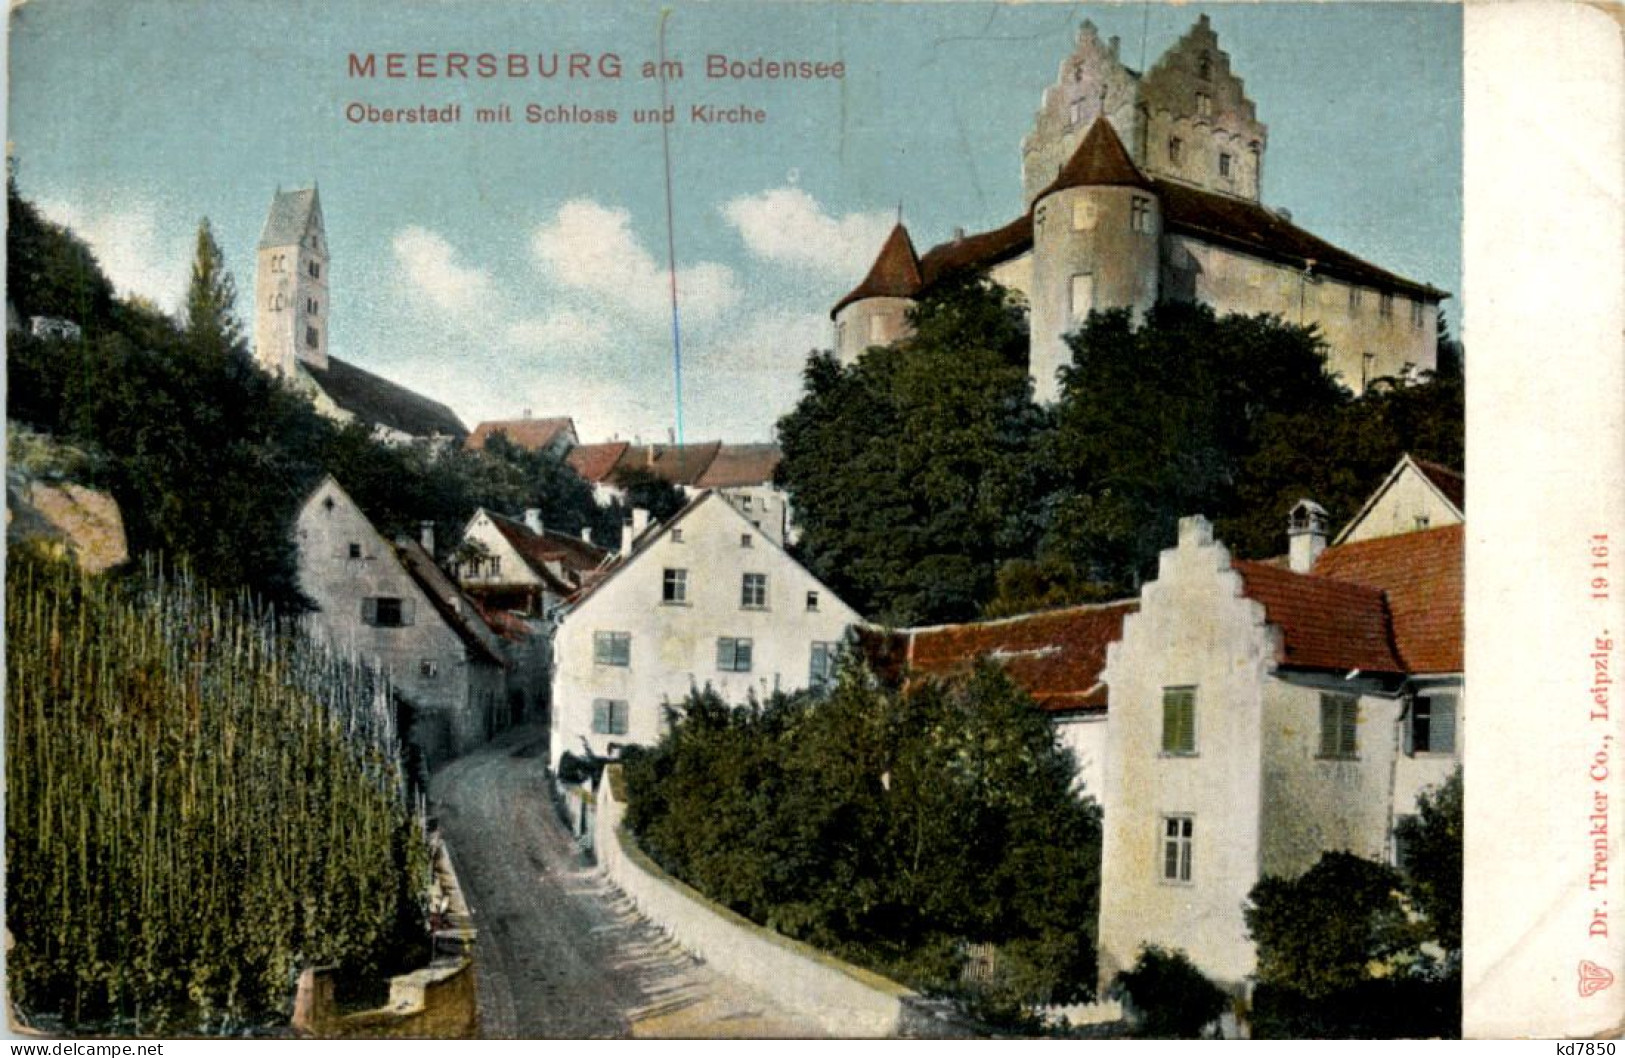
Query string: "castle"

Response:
xmin=832 ymin=15 xmax=1448 ymax=403
xmin=254 ymin=187 xmax=467 ymax=443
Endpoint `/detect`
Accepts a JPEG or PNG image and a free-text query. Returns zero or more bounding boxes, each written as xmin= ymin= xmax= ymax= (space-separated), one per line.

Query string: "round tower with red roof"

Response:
xmin=830 ymin=222 xmax=924 ymax=366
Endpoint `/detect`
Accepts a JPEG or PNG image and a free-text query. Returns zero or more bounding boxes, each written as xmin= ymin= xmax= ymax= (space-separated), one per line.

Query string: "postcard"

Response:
xmin=2 ymin=0 xmax=1619 ymax=1043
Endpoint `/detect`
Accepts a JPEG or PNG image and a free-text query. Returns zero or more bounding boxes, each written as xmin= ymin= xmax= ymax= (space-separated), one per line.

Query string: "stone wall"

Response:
xmin=594 ymin=767 xmax=916 ymax=1038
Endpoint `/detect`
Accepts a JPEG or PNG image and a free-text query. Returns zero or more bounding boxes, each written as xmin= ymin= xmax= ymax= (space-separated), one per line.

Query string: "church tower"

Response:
xmin=254 ymin=187 xmax=330 ymax=378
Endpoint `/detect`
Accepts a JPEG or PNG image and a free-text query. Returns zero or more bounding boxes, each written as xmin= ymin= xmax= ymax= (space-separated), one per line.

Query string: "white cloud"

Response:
xmin=36 ymin=195 xmax=191 ymax=311
xmin=390 ymin=226 xmax=494 ymax=315
xmin=504 ymin=309 xmax=612 ymax=352
xmin=528 ymin=199 xmax=740 ymax=324
xmin=720 ymin=188 xmax=893 ymax=277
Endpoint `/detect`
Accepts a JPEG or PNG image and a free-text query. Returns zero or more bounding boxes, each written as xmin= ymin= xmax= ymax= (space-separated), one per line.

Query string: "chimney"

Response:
xmin=420 ymin=521 xmax=435 ymax=556
xmin=1287 ymin=499 xmax=1329 ymax=573
xmin=1108 ymin=35 xmax=1120 ymax=58
xmin=580 ymin=527 xmax=593 ymax=545
xmin=522 ymin=408 xmax=532 ymax=419
xmin=631 ymin=507 xmax=651 ymax=537
xmin=524 ymin=508 xmax=544 ymax=535
xmin=952 ymin=226 xmax=966 ymax=242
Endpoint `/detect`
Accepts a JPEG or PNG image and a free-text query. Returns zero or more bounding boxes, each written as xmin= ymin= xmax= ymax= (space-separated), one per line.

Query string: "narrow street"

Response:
xmin=428 ymin=723 xmax=822 ymax=1038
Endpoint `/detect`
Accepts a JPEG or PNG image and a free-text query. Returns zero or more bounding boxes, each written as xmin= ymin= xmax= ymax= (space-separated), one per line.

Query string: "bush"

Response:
xmin=1111 ymin=946 xmax=1228 ymax=1038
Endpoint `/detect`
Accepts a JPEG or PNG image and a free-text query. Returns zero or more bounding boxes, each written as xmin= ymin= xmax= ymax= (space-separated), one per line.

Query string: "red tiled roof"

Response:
xmin=1034 ymin=117 xmax=1153 ymax=204
xmin=486 ymin=511 xmax=611 ymax=589
xmin=394 ymin=538 xmax=508 ymax=666
xmin=694 ymin=444 xmax=782 ymax=488
xmin=565 ymin=441 xmax=630 ymax=484
xmin=903 ymin=600 xmax=1140 ymax=714
xmin=1412 ymin=457 xmax=1465 ymax=513
xmin=1311 ymin=524 xmax=1463 ymax=674
xmin=614 ymin=442 xmax=723 ymax=487
xmin=917 ymin=214 xmax=1034 ymax=288
xmin=832 ymin=223 xmax=925 ymax=316
xmin=1233 ymin=560 xmax=1404 ymax=674
xmin=466 ymin=417 xmax=576 ymax=453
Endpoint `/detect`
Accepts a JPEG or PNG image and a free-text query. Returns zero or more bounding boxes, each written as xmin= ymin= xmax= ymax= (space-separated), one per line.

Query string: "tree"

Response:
xmin=183 ymin=218 xmax=244 ymax=358
xmin=776 ymin=274 xmax=1046 ymax=624
xmin=1111 ymin=946 xmax=1228 ymax=1038
xmin=1042 ymin=302 xmax=1348 ymax=592
xmin=608 ymin=464 xmax=687 ymax=524
xmin=1396 ymin=768 xmax=1463 ymax=953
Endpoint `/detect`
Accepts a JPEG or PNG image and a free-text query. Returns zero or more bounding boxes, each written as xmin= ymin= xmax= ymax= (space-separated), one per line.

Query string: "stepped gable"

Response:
xmin=1231 ymin=559 xmax=1404 ymax=675
xmin=831 ymin=223 xmax=925 ymax=316
xmin=259 ymin=188 xmax=319 ymax=248
xmin=306 ymin=356 xmax=467 ymax=440
xmin=1033 ymin=117 xmax=1153 ymax=204
xmin=902 ymin=599 xmax=1140 ymax=714
xmin=694 ymin=444 xmax=782 ymax=489
xmin=467 ymin=417 xmax=575 ymax=453
xmin=1311 ymin=524 xmax=1463 ymax=674
xmin=565 ymin=441 xmax=631 ymax=484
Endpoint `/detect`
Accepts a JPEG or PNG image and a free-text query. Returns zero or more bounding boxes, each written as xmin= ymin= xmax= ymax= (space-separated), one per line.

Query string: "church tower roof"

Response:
xmin=258 ymin=187 xmax=322 ymax=249
xmin=1034 ymin=117 xmax=1152 ymax=205
xmin=832 ymin=223 xmax=924 ymax=316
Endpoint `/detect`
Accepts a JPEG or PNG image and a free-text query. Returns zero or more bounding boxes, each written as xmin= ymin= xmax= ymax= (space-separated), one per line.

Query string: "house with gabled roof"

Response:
xmin=1095 ymin=498 xmax=1463 ymax=998
xmin=255 ymin=187 xmax=467 ymax=444
xmin=1333 ymin=452 xmax=1464 ymax=544
xmin=548 ymin=490 xmax=861 ymax=776
xmin=294 ymin=475 xmax=508 ymax=771
xmin=454 ymin=507 xmax=611 ymax=616
xmin=466 ymin=415 xmax=579 ymax=457
xmin=833 ymin=15 xmax=1448 ymax=403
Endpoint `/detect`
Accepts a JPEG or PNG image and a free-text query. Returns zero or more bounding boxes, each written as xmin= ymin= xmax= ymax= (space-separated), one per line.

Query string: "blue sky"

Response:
xmin=7 ymin=1 xmax=1461 ymax=442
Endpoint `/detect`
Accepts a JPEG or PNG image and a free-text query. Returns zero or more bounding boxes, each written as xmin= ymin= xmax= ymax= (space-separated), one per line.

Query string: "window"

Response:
xmin=740 ymin=534 xmax=753 ymax=548
xmin=741 ymin=573 xmax=768 ymax=609
xmin=739 ymin=495 xmax=753 ymax=511
xmin=1196 ymin=92 xmax=1212 ymax=119
xmin=1380 ymin=292 xmax=1394 ymax=318
xmin=489 ymin=556 xmax=501 ymax=576
xmin=272 ymin=293 xmax=284 ymax=311
xmin=662 ymin=568 xmax=688 ymax=604
xmin=835 ymin=321 xmax=847 ymax=349
xmin=1348 ymin=286 xmax=1363 ymax=314
xmin=593 ymin=631 xmax=631 ymax=666
xmin=1218 ymin=152 xmax=1232 ymax=179
xmin=1319 ymin=693 xmax=1360 ymax=759
xmin=1168 ymin=137 xmax=1183 ymax=164
xmin=1073 ymin=63 xmax=1084 ymax=83
xmin=1130 ymin=196 xmax=1152 ymax=234
xmin=1406 ymin=693 xmax=1458 ymax=755
xmin=1069 ymin=99 xmax=1085 ymax=127
xmin=1410 ymin=299 xmax=1424 ymax=328
xmin=869 ymin=315 xmax=885 ymax=342
xmin=308 ymin=260 xmax=321 ymax=279
xmin=717 ymin=637 xmax=753 ymax=672
xmin=272 ymin=254 xmax=285 ymax=273
xmin=810 ymin=642 xmax=839 ymax=689
xmin=1071 ymin=198 xmax=1097 ymax=231
xmin=348 ymin=542 xmax=361 ymax=559
xmin=307 ymin=297 xmax=319 ymax=315
xmin=420 ymin=659 xmax=439 ymax=678
xmin=362 ymin=596 xmax=413 ymax=627
xmin=1161 ymin=816 xmax=1194 ymax=883
xmin=592 ymin=699 xmax=629 ymax=735
xmin=671 ymin=529 xmax=684 ymax=543
xmin=806 ymin=590 xmax=821 ymax=612
xmin=1161 ymin=686 xmax=1196 ymax=755
xmin=1198 ymin=52 xmax=1212 ymax=81
xmin=1070 ymin=273 xmax=1094 ymax=323
xmin=305 ymin=326 xmax=319 ymax=348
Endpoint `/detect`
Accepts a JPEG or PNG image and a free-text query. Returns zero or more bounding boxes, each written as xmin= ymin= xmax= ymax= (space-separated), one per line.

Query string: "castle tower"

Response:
xmin=1021 ymin=20 xmax=1141 ymax=208
xmin=830 ymin=223 xmax=924 ymax=365
xmin=1135 ymin=14 xmax=1267 ymax=201
xmin=254 ymin=187 xmax=330 ymax=378
xmin=1028 ymin=118 xmax=1161 ymax=404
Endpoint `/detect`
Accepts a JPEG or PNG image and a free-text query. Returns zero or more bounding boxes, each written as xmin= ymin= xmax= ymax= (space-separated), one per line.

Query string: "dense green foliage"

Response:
xmin=1395 ymin=768 xmax=1464 ymax=952
xmin=5 ymin=552 xmax=430 ymax=1032
xmin=1244 ymin=840 xmax=1461 ymax=1038
xmin=777 ymin=284 xmax=1464 ymax=617
xmin=1110 ymin=946 xmax=1228 ymax=1038
xmin=622 ymin=661 xmax=1103 ymax=1012
xmin=776 ymin=275 xmax=1048 ymax=624
xmin=6 ymin=181 xmax=609 ymax=610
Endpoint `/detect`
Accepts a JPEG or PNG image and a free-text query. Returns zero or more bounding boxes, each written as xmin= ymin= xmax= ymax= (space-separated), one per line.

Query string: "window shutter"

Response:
xmin=362 ymin=597 xmax=378 ymax=624
xmin=401 ymin=598 xmax=416 ymax=626
xmin=592 ymin=700 xmax=608 ymax=734
xmin=1319 ymin=695 xmax=1339 ymax=757
xmin=1339 ymin=698 xmax=1358 ymax=757
xmin=1403 ymin=701 xmax=1416 ymax=755
xmin=1432 ymin=695 xmax=1457 ymax=754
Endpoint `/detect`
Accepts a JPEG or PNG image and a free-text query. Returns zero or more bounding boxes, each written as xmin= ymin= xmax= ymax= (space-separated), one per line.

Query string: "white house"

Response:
xmin=294 ymin=476 xmax=509 ymax=769
xmin=455 ymin=506 xmax=610 ymax=615
xmin=1333 ymin=452 xmax=1464 ymax=544
xmin=549 ymin=490 xmax=862 ymax=775
xmin=1095 ymin=502 xmax=1463 ymax=997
